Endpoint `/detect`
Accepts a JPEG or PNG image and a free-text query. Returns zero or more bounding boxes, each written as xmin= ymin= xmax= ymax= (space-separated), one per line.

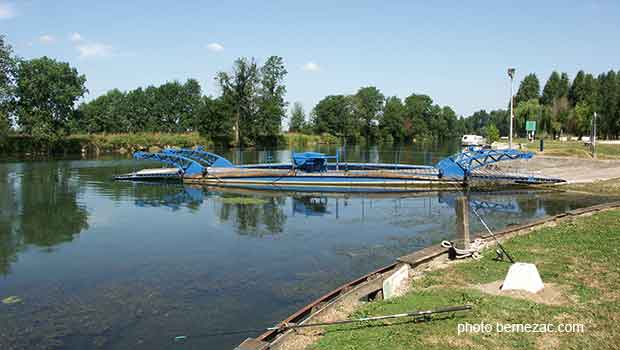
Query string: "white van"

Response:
xmin=461 ymin=135 xmax=486 ymax=146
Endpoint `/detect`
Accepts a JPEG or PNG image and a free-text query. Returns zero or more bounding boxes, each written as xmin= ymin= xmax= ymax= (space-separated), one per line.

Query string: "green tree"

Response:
xmin=0 ymin=35 xmax=18 ymax=144
xmin=515 ymin=73 xmax=540 ymax=105
xmin=289 ymin=101 xmax=306 ymax=132
xmin=78 ymin=89 xmax=127 ymax=133
xmin=197 ymin=96 xmax=234 ymax=145
xmin=559 ymin=72 xmax=570 ymax=98
xmin=550 ymin=97 xmax=570 ymax=136
xmin=217 ymin=57 xmax=260 ymax=146
xmin=569 ymin=70 xmax=598 ymax=107
xmin=514 ymin=99 xmax=542 ymax=136
xmin=484 ymin=123 xmax=500 ymax=143
xmin=256 ymin=56 xmax=287 ymax=144
xmin=439 ymin=106 xmax=460 ymax=141
xmin=403 ymin=94 xmax=433 ymax=141
xmin=541 ymin=71 xmax=561 ymax=106
xmin=597 ymin=71 xmax=619 ymax=138
xmin=353 ymin=86 xmax=384 ymax=143
xmin=16 ymin=57 xmax=87 ymax=140
xmin=465 ymin=110 xmax=491 ymax=134
xmin=179 ymin=79 xmax=203 ymax=132
xmin=572 ymin=102 xmax=593 ymax=137
xmin=124 ymin=87 xmax=149 ymax=133
xmin=311 ymin=95 xmax=355 ymax=140
xmin=380 ymin=96 xmax=405 ymax=143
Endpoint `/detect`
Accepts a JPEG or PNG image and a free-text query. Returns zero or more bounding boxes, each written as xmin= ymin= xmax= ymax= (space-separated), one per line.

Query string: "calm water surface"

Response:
xmin=0 ymin=147 xmax=616 ymax=349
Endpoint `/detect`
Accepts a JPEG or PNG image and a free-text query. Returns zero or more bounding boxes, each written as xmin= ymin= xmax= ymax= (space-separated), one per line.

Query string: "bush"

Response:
xmin=484 ymin=124 xmax=500 ymax=143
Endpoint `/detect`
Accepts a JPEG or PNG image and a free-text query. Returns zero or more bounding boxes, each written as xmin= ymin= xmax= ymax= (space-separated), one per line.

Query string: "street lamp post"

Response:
xmin=592 ymin=112 xmax=597 ymax=157
xmin=507 ymin=68 xmax=515 ymax=149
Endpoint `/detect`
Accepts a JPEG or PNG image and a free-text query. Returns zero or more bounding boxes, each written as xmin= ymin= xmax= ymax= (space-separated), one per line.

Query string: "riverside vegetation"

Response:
xmin=2 ymin=34 xmax=620 ymax=154
xmin=313 ymin=209 xmax=620 ymax=350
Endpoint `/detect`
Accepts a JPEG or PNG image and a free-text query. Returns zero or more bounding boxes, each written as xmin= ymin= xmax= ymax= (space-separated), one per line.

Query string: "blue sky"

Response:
xmin=1 ymin=0 xmax=619 ymax=118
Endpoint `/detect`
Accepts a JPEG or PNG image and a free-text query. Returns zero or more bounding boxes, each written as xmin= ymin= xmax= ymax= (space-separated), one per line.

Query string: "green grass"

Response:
xmin=71 ymin=132 xmax=212 ymax=151
xmin=283 ymin=132 xmax=340 ymax=148
xmin=516 ymin=138 xmax=620 ymax=159
xmin=313 ymin=210 xmax=620 ymax=350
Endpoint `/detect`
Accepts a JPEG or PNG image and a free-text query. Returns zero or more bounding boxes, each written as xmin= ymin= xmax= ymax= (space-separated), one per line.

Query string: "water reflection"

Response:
xmin=292 ymin=196 xmax=330 ymax=216
xmin=217 ymin=194 xmax=287 ymax=236
xmin=0 ymin=163 xmax=89 ymax=274
xmin=134 ymin=184 xmax=204 ymax=211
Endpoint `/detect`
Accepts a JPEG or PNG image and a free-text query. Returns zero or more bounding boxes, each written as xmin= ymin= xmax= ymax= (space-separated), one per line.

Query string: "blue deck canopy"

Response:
xmin=292 ymin=152 xmax=338 ymax=172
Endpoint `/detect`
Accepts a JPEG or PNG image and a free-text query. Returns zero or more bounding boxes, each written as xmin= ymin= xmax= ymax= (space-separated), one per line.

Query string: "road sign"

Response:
xmin=526 ymin=120 xmax=536 ymax=132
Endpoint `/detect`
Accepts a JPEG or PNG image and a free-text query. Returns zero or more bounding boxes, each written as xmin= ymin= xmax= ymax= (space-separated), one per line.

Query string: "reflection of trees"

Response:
xmin=218 ymin=196 xmax=286 ymax=236
xmin=0 ymin=167 xmax=20 ymax=275
xmin=292 ymin=196 xmax=329 ymax=216
xmin=0 ymin=164 xmax=89 ymax=274
xmin=515 ymin=196 xmax=541 ymax=216
xmin=19 ymin=166 xmax=89 ymax=246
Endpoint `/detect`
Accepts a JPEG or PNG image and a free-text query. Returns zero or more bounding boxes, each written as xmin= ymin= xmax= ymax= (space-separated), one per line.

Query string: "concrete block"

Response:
xmin=501 ymin=262 xmax=544 ymax=293
xmin=383 ymin=264 xmax=409 ymax=300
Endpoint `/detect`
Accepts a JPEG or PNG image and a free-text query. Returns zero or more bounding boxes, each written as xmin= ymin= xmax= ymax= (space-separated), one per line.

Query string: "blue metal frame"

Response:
xmin=435 ymin=147 xmax=533 ymax=179
xmin=162 ymin=147 xmax=234 ymax=168
xmin=133 ymin=151 xmax=205 ymax=175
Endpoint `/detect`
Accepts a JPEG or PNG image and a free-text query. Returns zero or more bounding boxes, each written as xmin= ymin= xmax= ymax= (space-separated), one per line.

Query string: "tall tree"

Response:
xmin=311 ymin=95 xmax=355 ymax=140
xmin=489 ymin=109 xmax=509 ymax=137
xmin=380 ymin=96 xmax=405 ymax=143
xmin=438 ymin=106 xmax=460 ymax=141
xmin=197 ymin=96 xmax=234 ymax=145
xmin=559 ymin=72 xmax=570 ymax=98
xmin=572 ymin=102 xmax=594 ymax=137
xmin=541 ymin=71 xmax=561 ymax=106
xmin=597 ymin=71 xmax=619 ymax=138
xmin=514 ymin=98 xmax=542 ymax=136
xmin=256 ymin=56 xmax=287 ymax=143
xmin=16 ymin=57 xmax=87 ymax=139
xmin=179 ymin=79 xmax=203 ymax=132
xmin=289 ymin=102 xmax=306 ymax=132
xmin=77 ymin=89 xmax=127 ymax=133
xmin=515 ymin=73 xmax=540 ymax=105
xmin=124 ymin=87 xmax=149 ymax=133
xmin=0 ymin=35 xmax=18 ymax=142
xmin=353 ymin=86 xmax=384 ymax=143
xmin=403 ymin=94 xmax=433 ymax=141
xmin=217 ymin=57 xmax=259 ymax=147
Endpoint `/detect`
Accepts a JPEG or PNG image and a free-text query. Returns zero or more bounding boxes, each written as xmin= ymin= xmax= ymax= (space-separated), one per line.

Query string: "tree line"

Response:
xmin=0 ymin=35 xmax=289 ymax=147
xmin=1 ymin=33 xmax=465 ymax=148
xmin=3 ymin=33 xmax=620 ymax=151
xmin=466 ymin=70 xmax=620 ymax=140
xmin=291 ymin=88 xmax=465 ymax=144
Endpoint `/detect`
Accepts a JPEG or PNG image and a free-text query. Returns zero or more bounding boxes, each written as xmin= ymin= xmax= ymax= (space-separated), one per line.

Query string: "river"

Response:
xmin=0 ymin=146 xmax=616 ymax=349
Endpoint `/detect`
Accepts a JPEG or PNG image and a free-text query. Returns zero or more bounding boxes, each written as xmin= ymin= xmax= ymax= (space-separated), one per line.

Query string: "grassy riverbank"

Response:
xmin=518 ymin=138 xmax=620 ymax=159
xmin=0 ymin=132 xmax=341 ymax=155
xmin=312 ymin=209 xmax=620 ymax=350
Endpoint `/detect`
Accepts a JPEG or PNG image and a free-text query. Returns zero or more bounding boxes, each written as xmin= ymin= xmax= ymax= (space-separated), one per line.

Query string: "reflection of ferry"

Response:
xmin=114 ymin=147 xmax=565 ymax=192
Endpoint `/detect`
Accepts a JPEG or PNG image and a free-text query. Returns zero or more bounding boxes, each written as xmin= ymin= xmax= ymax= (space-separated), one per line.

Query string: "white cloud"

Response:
xmin=302 ymin=61 xmax=320 ymax=72
xmin=0 ymin=2 xmax=16 ymax=19
xmin=38 ymin=34 xmax=56 ymax=44
xmin=77 ymin=42 xmax=113 ymax=58
xmin=69 ymin=32 xmax=83 ymax=42
xmin=206 ymin=42 xmax=224 ymax=52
